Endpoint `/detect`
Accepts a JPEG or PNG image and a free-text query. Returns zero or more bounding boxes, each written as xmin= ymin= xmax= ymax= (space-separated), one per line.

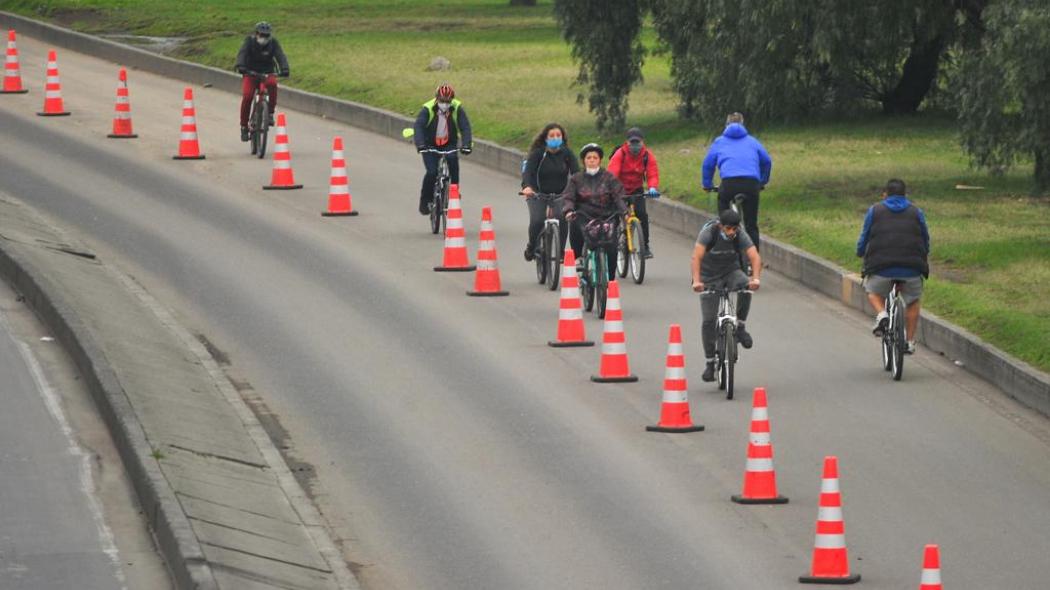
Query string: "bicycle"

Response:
xmin=420 ymin=148 xmax=460 ymax=235
xmin=243 ymin=71 xmax=274 ymax=159
xmin=520 ymin=192 xmax=564 ymax=290
xmin=617 ymin=190 xmax=658 ymax=284
xmin=576 ymin=212 xmax=620 ymax=319
xmin=702 ymin=287 xmax=750 ymax=399
xmin=880 ymin=281 xmax=907 ymax=381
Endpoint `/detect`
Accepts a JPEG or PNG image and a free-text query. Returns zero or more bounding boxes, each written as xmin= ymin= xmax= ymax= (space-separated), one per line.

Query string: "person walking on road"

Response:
xmin=413 ymin=84 xmax=474 ymax=215
xmin=235 ymin=22 xmax=290 ymax=142
xmin=701 ymin=112 xmax=772 ymax=250
xmin=562 ymin=143 xmax=629 ymax=281
xmin=608 ymin=127 xmax=661 ymax=259
xmin=856 ymin=178 xmax=930 ymax=354
xmin=520 ymin=123 xmax=580 ymax=262
xmin=691 ymin=209 xmax=762 ymax=382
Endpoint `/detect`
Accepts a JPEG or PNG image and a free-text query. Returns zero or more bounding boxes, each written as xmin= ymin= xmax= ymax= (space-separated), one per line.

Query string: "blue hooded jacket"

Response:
xmin=856 ymin=195 xmax=930 ymax=277
xmin=701 ymin=123 xmax=772 ymax=188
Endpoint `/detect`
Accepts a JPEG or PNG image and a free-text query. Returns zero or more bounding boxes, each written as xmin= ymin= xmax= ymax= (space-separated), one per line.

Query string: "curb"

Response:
xmin=1 ymin=11 xmax=1046 ymax=412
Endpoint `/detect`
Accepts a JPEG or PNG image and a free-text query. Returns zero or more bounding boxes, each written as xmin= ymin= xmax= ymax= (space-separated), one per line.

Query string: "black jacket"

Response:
xmin=862 ymin=203 xmax=930 ymax=277
xmin=522 ymin=147 xmax=579 ymax=194
xmin=235 ymin=36 xmax=289 ymax=75
xmin=413 ymin=100 xmax=473 ymax=150
xmin=562 ymin=169 xmax=628 ymax=219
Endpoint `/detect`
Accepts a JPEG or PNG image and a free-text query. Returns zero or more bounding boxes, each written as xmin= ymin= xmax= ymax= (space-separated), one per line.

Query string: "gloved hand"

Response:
xmin=460 ymin=146 xmax=472 ymax=155
xmin=416 ymin=146 xmax=425 ymax=153
xmin=646 ymin=187 xmax=660 ymax=198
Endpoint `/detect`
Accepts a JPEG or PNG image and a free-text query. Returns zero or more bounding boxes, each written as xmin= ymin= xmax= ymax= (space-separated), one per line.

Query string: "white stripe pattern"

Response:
xmin=606 ymin=298 xmax=621 ymax=311
xmin=562 ymin=286 xmax=580 ymax=298
xmin=273 ymin=160 xmax=291 ymax=169
xmin=746 ymin=457 xmax=774 ymax=471
xmin=181 ymin=116 xmax=195 ymax=124
xmin=604 ymin=320 xmax=624 ymax=333
xmin=817 ymin=506 xmax=843 ymax=522
xmin=920 ymin=569 xmax=941 ymax=584
xmin=814 ymin=534 xmax=846 ymax=549
xmin=330 ymin=184 xmax=349 ymax=195
xmin=446 ymin=237 xmax=466 ymax=247
xmin=751 ymin=407 xmax=768 ymax=420
xmin=331 ymin=166 xmax=347 ymax=176
xmin=601 ymin=342 xmax=627 ymax=355
xmin=663 ymin=389 xmax=687 ymax=403
xmin=749 ymin=432 xmax=770 ymax=445
xmin=46 ymin=76 xmax=60 ymax=83
xmin=183 ymin=100 xmax=193 ymax=108
xmin=45 ymin=90 xmax=61 ymax=98
xmin=180 ymin=132 xmax=198 ymax=140
xmin=665 ymin=366 xmax=685 ymax=379
xmin=821 ymin=479 xmax=840 ymax=493
xmin=477 ymin=259 xmax=496 ymax=270
xmin=559 ymin=308 xmax=582 ymax=320
xmin=479 ymin=240 xmax=494 ymax=250
xmin=667 ymin=342 xmax=683 ymax=355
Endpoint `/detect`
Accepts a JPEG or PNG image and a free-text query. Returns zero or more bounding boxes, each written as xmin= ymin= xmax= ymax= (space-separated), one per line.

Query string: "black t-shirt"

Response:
xmin=522 ymin=147 xmax=579 ymax=194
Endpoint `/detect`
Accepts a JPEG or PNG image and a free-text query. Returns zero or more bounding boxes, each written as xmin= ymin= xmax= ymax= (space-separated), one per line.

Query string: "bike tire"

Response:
xmin=249 ymin=103 xmax=260 ymax=156
xmin=546 ymin=228 xmax=562 ymax=291
xmin=616 ymin=230 xmax=628 ymax=278
xmin=724 ymin=326 xmax=736 ymax=399
xmin=595 ymin=252 xmax=607 ymax=319
xmin=629 ymin=219 xmax=645 ymax=284
xmin=429 ymin=182 xmax=442 ymax=234
xmin=581 ymin=250 xmax=595 ymax=312
xmin=256 ymin=100 xmax=269 ymax=159
xmin=892 ymin=296 xmax=905 ymax=381
xmin=881 ymin=333 xmax=893 ymax=371
xmin=536 ymin=227 xmax=548 ymax=284
xmin=439 ymin=181 xmax=449 ymax=236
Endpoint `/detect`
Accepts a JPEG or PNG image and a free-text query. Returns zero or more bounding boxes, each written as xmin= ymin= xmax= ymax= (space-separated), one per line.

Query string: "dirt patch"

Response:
xmin=47 ymin=7 xmax=113 ymax=32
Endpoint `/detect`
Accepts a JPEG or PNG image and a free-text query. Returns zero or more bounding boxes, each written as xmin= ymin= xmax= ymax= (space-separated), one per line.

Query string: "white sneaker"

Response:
xmin=872 ymin=310 xmax=889 ymax=337
xmin=905 ymin=341 xmax=917 ymax=355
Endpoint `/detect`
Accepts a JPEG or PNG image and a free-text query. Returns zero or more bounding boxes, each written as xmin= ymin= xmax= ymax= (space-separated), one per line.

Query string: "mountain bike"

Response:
xmin=576 ymin=212 xmax=619 ymax=319
xmin=420 ymin=148 xmax=459 ymax=235
xmin=617 ymin=190 xmax=658 ymax=284
xmin=880 ymin=281 xmax=907 ymax=381
xmin=521 ymin=192 xmax=564 ymax=290
xmin=244 ymin=71 xmax=274 ymax=158
xmin=702 ymin=287 xmax=750 ymax=399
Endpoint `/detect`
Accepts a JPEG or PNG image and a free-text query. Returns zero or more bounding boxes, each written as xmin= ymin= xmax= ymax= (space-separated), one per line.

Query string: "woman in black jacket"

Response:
xmin=520 ymin=123 xmax=580 ymax=262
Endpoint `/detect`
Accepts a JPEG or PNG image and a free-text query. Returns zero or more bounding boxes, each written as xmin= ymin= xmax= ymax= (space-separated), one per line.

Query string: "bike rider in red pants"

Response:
xmin=235 ymin=22 xmax=290 ymax=142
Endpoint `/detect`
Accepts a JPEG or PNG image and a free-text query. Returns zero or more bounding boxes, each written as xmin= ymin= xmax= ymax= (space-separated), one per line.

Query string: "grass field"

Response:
xmin=5 ymin=0 xmax=1049 ymax=372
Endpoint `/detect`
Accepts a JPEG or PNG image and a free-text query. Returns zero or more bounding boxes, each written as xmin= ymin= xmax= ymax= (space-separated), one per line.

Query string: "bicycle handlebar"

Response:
xmin=699 ymin=288 xmax=753 ymax=295
xmin=519 ymin=191 xmax=564 ymax=201
xmin=419 ymin=148 xmax=461 ymax=155
xmin=626 ymin=190 xmax=661 ymax=199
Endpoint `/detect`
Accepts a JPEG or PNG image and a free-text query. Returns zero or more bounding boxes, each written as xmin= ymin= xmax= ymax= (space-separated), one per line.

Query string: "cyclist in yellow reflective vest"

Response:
xmin=413 ymin=84 xmax=474 ymax=215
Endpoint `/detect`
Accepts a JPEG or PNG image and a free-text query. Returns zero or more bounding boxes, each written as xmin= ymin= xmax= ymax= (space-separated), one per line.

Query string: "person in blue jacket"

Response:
xmin=701 ymin=112 xmax=772 ymax=250
xmin=856 ymin=178 xmax=930 ymax=354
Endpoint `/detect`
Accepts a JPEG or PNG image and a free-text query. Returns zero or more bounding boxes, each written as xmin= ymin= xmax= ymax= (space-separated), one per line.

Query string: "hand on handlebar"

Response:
xmin=748 ymin=277 xmax=761 ymax=292
xmin=565 ymin=210 xmax=577 ymax=222
xmin=692 ymin=280 xmax=705 ymax=292
xmin=646 ymin=187 xmax=661 ymax=198
xmin=520 ymin=186 xmax=535 ymax=198
xmin=460 ymin=146 xmax=472 ymax=155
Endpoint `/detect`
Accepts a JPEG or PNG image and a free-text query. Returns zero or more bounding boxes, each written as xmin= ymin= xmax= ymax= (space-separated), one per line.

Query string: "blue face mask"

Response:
xmin=546 ymin=137 xmax=563 ymax=150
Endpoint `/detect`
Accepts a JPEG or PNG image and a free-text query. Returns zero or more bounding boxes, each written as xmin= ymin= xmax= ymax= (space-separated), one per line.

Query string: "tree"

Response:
xmin=553 ymin=0 xmax=646 ymax=130
xmin=958 ymin=0 xmax=1050 ymax=193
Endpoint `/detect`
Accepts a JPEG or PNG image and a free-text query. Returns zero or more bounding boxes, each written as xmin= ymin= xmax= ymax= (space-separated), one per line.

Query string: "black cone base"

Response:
xmin=731 ymin=494 xmax=788 ymax=504
xmin=591 ymin=374 xmax=639 ymax=383
xmin=107 ymin=134 xmax=138 ymax=138
xmin=467 ymin=290 xmax=509 ymax=297
xmin=1 ymin=90 xmax=29 ymax=94
xmin=646 ymin=424 xmax=705 ymax=433
xmin=263 ymin=184 xmax=303 ymax=190
xmin=322 ymin=211 xmax=359 ymax=217
xmin=37 ymin=111 xmax=70 ymax=116
xmin=799 ymin=574 xmax=860 ymax=585
xmin=548 ymin=340 xmax=594 ymax=348
xmin=434 ymin=266 xmax=476 ymax=272
xmin=173 ymin=155 xmax=205 ymax=160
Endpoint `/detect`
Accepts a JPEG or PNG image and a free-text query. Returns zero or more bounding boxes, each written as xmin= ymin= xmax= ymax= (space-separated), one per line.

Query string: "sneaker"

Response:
xmin=701 ymin=361 xmax=716 ymax=382
xmin=737 ymin=325 xmax=753 ymax=349
xmin=905 ymin=341 xmax=917 ymax=355
xmin=643 ymin=247 xmax=654 ymax=259
xmin=872 ymin=311 xmax=889 ymax=337
xmin=524 ymin=244 xmax=535 ymax=262
xmin=267 ymin=115 xmax=275 ymax=127
xmin=240 ymin=126 xmax=249 ymax=142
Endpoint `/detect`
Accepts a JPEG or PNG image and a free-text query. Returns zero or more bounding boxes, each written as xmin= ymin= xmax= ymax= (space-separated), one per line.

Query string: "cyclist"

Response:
xmin=701 ymin=112 xmax=772 ymax=250
xmin=562 ymin=143 xmax=628 ymax=281
xmin=691 ymin=209 xmax=762 ymax=382
xmin=235 ymin=21 xmax=290 ymax=142
xmin=608 ymin=127 xmax=660 ymax=258
xmin=413 ymin=84 xmax=474 ymax=215
xmin=855 ymin=178 xmax=930 ymax=354
xmin=520 ymin=123 xmax=580 ymax=261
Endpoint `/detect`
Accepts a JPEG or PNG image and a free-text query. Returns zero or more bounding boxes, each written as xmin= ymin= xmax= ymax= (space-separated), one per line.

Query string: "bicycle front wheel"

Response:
xmin=629 ymin=219 xmax=645 ymax=284
xmin=891 ymin=297 xmax=905 ymax=381
xmin=616 ymin=230 xmax=628 ymax=278
xmin=256 ymin=100 xmax=270 ymax=159
xmin=536 ymin=228 xmax=548 ymax=285
xmin=429 ymin=183 xmax=442 ymax=234
xmin=595 ymin=251 xmax=608 ymax=319
xmin=546 ymin=227 xmax=562 ymax=291
xmin=581 ymin=250 xmax=595 ymax=312
xmin=723 ymin=327 xmax=736 ymax=399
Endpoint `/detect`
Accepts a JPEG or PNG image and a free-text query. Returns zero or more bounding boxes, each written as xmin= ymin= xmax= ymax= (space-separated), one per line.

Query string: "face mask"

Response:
xmin=256 ymin=36 xmax=270 ymax=46
xmin=437 ymin=102 xmax=451 ymax=113
xmin=546 ymin=137 xmax=563 ymax=150
xmin=629 ymin=143 xmax=642 ymax=156
xmin=585 ymin=167 xmax=600 ymax=176
xmin=720 ymin=229 xmax=737 ymax=241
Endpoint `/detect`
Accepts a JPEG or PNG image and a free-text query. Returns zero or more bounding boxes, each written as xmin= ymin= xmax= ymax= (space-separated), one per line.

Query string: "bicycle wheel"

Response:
xmin=595 ymin=251 xmax=607 ymax=319
xmin=581 ymin=250 xmax=595 ymax=312
xmin=881 ymin=331 xmax=893 ymax=371
xmin=256 ymin=100 xmax=270 ymax=159
xmin=629 ymin=219 xmax=646 ymax=284
xmin=616 ymin=229 xmax=628 ymax=278
xmin=249 ymin=102 xmax=260 ymax=156
xmin=546 ymin=227 xmax=562 ymax=291
xmin=535 ymin=227 xmax=548 ymax=284
xmin=724 ymin=326 xmax=736 ymax=399
xmin=891 ymin=296 xmax=905 ymax=381
xmin=429 ymin=181 xmax=442 ymax=234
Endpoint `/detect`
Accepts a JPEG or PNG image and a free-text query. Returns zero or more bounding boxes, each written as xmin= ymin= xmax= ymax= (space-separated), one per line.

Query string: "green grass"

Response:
xmin=6 ymin=0 xmax=1049 ymax=372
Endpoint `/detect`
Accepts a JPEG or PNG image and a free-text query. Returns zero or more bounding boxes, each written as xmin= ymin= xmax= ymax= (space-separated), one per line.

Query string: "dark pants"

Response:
xmin=526 ymin=197 xmax=571 ymax=254
xmin=628 ymin=194 xmax=651 ymax=249
xmin=718 ymin=177 xmax=761 ymax=251
xmin=240 ymin=75 xmax=277 ymax=127
xmin=420 ymin=151 xmax=461 ymax=210
xmin=700 ymin=270 xmax=752 ymax=359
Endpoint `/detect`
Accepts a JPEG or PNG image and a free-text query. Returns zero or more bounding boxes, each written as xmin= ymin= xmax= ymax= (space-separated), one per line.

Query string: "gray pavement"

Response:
xmin=0 ymin=296 xmax=125 ymax=589
xmin=1 ymin=34 xmax=1049 ymax=589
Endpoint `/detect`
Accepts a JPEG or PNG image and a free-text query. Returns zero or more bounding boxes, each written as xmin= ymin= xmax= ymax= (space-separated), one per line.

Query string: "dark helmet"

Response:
xmin=255 ymin=22 xmax=273 ymax=35
xmin=718 ymin=209 xmax=742 ymax=227
xmin=579 ymin=142 xmax=604 ymax=160
xmin=435 ymin=83 xmax=455 ymax=101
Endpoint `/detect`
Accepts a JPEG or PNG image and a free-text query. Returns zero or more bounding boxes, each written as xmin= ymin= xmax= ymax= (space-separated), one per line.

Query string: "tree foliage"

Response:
xmin=958 ymin=0 xmax=1050 ymax=192
xmin=553 ymin=0 xmax=645 ymax=131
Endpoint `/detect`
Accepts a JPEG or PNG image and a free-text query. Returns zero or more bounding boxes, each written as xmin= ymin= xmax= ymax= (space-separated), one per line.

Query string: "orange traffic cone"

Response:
xmin=37 ymin=50 xmax=69 ymax=116
xmin=732 ymin=387 xmax=788 ymax=504
xmin=263 ymin=112 xmax=303 ymax=190
xmin=467 ymin=206 xmax=509 ymax=296
xmin=591 ymin=280 xmax=638 ymax=383
xmin=173 ymin=87 xmax=204 ymax=160
xmin=919 ymin=544 xmax=942 ymax=590
xmin=548 ymin=248 xmax=594 ymax=348
xmin=800 ymin=456 xmax=860 ymax=584
xmin=434 ymin=185 xmax=475 ymax=272
xmin=646 ymin=324 xmax=704 ymax=432
xmin=3 ymin=30 xmax=28 ymax=94
xmin=321 ymin=136 xmax=357 ymax=216
xmin=107 ymin=67 xmax=137 ymax=138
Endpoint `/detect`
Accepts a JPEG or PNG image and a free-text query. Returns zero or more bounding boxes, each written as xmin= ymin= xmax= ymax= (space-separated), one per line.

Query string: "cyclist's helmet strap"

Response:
xmin=436 ymin=84 xmax=455 ymax=101
xmin=255 ymin=21 xmax=272 ymax=35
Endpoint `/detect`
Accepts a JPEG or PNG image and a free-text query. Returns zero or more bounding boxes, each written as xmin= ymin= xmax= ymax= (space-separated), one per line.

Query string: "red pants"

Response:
xmin=240 ymin=74 xmax=278 ymax=127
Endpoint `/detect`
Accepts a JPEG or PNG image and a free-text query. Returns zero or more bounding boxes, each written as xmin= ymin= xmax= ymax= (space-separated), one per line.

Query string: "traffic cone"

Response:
xmin=467 ymin=206 xmax=508 ymax=296
xmin=548 ymin=248 xmax=594 ymax=348
xmin=591 ymin=280 xmax=638 ymax=383
xmin=36 ymin=50 xmax=69 ymax=116
xmin=646 ymin=324 xmax=704 ymax=432
xmin=107 ymin=68 xmax=137 ymax=138
xmin=263 ymin=112 xmax=303 ymax=190
xmin=434 ymin=185 xmax=475 ymax=272
xmin=2 ymin=30 xmax=28 ymax=94
xmin=321 ymin=136 xmax=357 ymax=216
xmin=732 ymin=387 xmax=788 ymax=504
xmin=173 ymin=87 xmax=204 ymax=160
xmin=919 ymin=544 xmax=942 ymax=590
xmin=800 ymin=456 xmax=860 ymax=584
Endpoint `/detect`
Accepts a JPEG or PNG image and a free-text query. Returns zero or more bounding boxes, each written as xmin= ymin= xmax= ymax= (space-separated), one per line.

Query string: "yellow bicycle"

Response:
xmin=616 ymin=190 xmax=657 ymax=284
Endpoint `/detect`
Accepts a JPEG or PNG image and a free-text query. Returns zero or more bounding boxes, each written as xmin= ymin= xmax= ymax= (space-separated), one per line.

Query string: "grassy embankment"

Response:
xmin=5 ymin=0 xmax=1048 ymax=372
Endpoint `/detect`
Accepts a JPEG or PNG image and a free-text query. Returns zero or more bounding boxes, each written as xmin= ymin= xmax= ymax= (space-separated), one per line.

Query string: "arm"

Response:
xmin=235 ymin=37 xmax=250 ymax=72
xmin=756 ymin=140 xmax=772 ymax=185
xmin=691 ymin=244 xmax=706 ymax=291
xmin=457 ymin=106 xmax=473 ymax=148
xmin=701 ymin=144 xmax=719 ymax=189
xmin=413 ymin=107 xmax=428 ymax=151
xmin=521 ymin=150 xmax=542 ymax=190
xmin=645 ymin=148 xmax=660 ymax=189
xmin=745 ymin=246 xmax=762 ymax=290
xmin=607 ymin=147 xmax=624 ymax=178
xmin=856 ymin=207 xmax=874 ymax=257
xmin=272 ymin=39 xmax=290 ymax=75
xmin=561 ymin=175 xmax=578 ymax=214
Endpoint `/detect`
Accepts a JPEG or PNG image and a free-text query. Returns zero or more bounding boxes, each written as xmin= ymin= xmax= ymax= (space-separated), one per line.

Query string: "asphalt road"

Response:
xmin=2 ymin=35 xmax=1049 ymax=589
